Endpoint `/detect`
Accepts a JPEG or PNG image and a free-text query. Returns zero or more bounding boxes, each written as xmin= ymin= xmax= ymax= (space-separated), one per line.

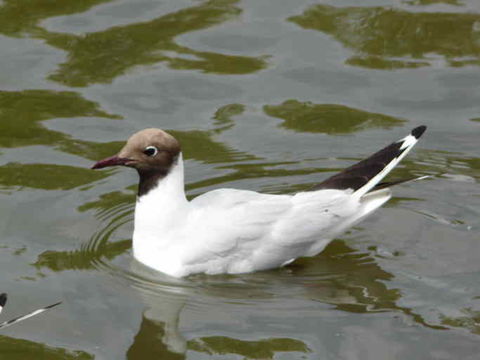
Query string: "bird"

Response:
xmin=0 ymin=293 xmax=61 ymax=329
xmin=92 ymin=125 xmax=427 ymax=277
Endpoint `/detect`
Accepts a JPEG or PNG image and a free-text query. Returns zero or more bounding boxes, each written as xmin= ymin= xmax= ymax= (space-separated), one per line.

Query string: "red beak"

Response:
xmin=91 ymin=156 xmax=131 ymax=169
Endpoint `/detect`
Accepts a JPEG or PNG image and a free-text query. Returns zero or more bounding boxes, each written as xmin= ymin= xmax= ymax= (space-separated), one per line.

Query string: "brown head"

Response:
xmin=92 ymin=128 xmax=181 ymax=196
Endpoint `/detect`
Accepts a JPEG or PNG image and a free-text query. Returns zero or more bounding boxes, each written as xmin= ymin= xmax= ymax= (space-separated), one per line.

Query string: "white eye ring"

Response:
xmin=143 ymin=146 xmax=158 ymax=157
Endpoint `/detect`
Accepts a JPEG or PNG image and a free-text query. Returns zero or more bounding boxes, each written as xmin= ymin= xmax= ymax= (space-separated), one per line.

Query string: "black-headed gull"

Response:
xmin=92 ymin=126 xmax=427 ymax=277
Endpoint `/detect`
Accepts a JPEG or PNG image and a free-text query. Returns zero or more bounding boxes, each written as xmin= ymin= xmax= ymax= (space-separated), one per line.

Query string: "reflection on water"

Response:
xmin=33 ymin=194 xmax=447 ymax=357
xmin=402 ymin=0 xmax=462 ymax=5
xmin=0 ymin=90 xmax=120 ymax=149
xmin=406 ymin=149 xmax=480 ymax=181
xmin=127 ymin=313 xmax=310 ymax=359
xmin=0 ymin=0 xmax=112 ymax=37
xmin=0 ymin=89 xmax=255 ymax=191
xmin=28 ymin=129 xmax=479 ymax=356
xmin=0 ymin=0 xmax=268 ymax=86
xmin=31 ymin=0 xmax=268 ymax=87
xmin=212 ymin=103 xmax=244 ymax=133
xmin=25 ymin=96 xmax=478 ymax=341
xmin=312 ymin=147 xmax=479 ymax=194
xmin=0 ymin=163 xmax=109 ymax=191
xmin=34 ymin=238 xmax=130 ymax=271
xmin=441 ymin=308 xmax=480 ymax=334
xmin=78 ymin=190 xmax=136 ymax=217
xmin=291 ymin=241 xmax=399 ymax=313
xmin=0 ymin=335 xmax=93 ymax=360
xmin=289 ymin=4 xmax=480 ymax=69
xmin=171 ymin=128 xmax=257 ymax=164
xmin=0 ymin=0 xmax=478 ymax=357
xmin=126 ymin=316 xmax=185 ymax=359
xmin=285 ymin=241 xmax=440 ymax=331
xmin=34 ymin=200 xmax=133 ymax=271
xmin=263 ymin=100 xmax=405 ymax=134
xmin=0 ymin=89 xmax=124 ymax=189
xmin=0 ymin=89 xmax=124 ymax=162
xmin=72 ymin=96 xmax=403 ymax=193
xmin=188 ymin=336 xmax=310 ymax=359
xmin=186 ymin=161 xmax=329 ymax=194
xmin=0 ymin=93 xmax=437 ymax=192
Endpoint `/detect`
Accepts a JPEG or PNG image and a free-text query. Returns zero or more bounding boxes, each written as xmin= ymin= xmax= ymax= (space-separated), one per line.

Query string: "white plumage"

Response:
xmin=129 ymin=128 xmax=426 ymax=277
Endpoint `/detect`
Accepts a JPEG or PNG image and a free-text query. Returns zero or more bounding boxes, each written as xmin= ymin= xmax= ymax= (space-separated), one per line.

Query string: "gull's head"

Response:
xmin=92 ymin=128 xmax=181 ymax=175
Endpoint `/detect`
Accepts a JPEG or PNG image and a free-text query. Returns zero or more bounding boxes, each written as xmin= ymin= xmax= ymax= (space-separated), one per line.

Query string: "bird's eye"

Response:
xmin=143 ymin=146 xmax=158 ymax=157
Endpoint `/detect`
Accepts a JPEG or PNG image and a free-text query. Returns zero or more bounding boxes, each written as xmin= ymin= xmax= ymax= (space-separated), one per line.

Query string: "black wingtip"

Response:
xmin=45 ymin=301 xmax=62 ymax=310
xmin=0 ymin=293 xmax=6 ymax=307
xmin=411 ymin=125 xmax=427 ymax=139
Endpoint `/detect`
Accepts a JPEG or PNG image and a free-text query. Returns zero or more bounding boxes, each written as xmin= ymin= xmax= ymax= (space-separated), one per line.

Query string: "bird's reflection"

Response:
xmin=34 ymin=219 xmax=448 ymax=358
xmin=125 ymin=262 xmax=312 ymax=359
xmin=126 ymin=284 xmax=187 ymax=358
xmin=126 ymin=316 xmax=185 ymax=359
xmin=127 ymin=309 xmax=311 ymax=359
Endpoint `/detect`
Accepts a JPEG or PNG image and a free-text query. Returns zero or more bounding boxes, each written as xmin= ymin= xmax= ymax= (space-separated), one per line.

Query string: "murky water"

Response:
xmin=0 ymin=0 xmax=479 ymax=358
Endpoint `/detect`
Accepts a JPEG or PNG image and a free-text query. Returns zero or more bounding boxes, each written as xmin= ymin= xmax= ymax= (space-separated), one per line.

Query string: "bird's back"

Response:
xmin=174 ymin=188 xmax=363 ymax=275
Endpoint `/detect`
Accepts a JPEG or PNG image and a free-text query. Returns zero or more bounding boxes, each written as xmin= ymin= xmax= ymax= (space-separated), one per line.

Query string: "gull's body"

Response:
xmin=93 ymin=126 xmax=427 ymax=277
xmin=133 ymin=156 xmax=383 ymax=277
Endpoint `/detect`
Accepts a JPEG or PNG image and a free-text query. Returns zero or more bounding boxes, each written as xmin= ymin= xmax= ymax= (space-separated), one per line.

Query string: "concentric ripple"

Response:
xmin=77 ymin=196 xmax=440 ymax=327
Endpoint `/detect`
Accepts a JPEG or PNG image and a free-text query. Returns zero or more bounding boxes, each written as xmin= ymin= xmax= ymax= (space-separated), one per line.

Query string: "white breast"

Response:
xmin=131 ymin=156 xmax=371 ymax=277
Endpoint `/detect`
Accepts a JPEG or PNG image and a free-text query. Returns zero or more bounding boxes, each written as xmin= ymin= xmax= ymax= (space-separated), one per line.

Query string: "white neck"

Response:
xmin=133 ymin=153 xmax=189 ymax=250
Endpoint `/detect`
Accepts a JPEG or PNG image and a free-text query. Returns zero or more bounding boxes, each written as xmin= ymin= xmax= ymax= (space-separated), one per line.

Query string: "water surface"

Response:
xmin=0 ymin=0 xmax=479 ymax=359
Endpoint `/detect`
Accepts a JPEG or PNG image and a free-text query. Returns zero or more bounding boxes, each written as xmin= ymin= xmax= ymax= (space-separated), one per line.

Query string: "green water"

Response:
xmin=0 ymin=0 xmax=479 ymax=358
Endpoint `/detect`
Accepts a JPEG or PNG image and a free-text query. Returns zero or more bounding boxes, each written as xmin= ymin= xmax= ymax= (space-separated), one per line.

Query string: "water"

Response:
xmin=0 ymin=0 xmax=479 ymax=358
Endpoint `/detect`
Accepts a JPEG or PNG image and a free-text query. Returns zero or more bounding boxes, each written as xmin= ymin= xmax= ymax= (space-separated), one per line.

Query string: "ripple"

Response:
xmin=64 ymin=198 xmax=380 ymax=308
xmin=32 ymin=163 xmax=461 ymax=330
xmin=76 ymin=205 xmax=439 ymax=325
